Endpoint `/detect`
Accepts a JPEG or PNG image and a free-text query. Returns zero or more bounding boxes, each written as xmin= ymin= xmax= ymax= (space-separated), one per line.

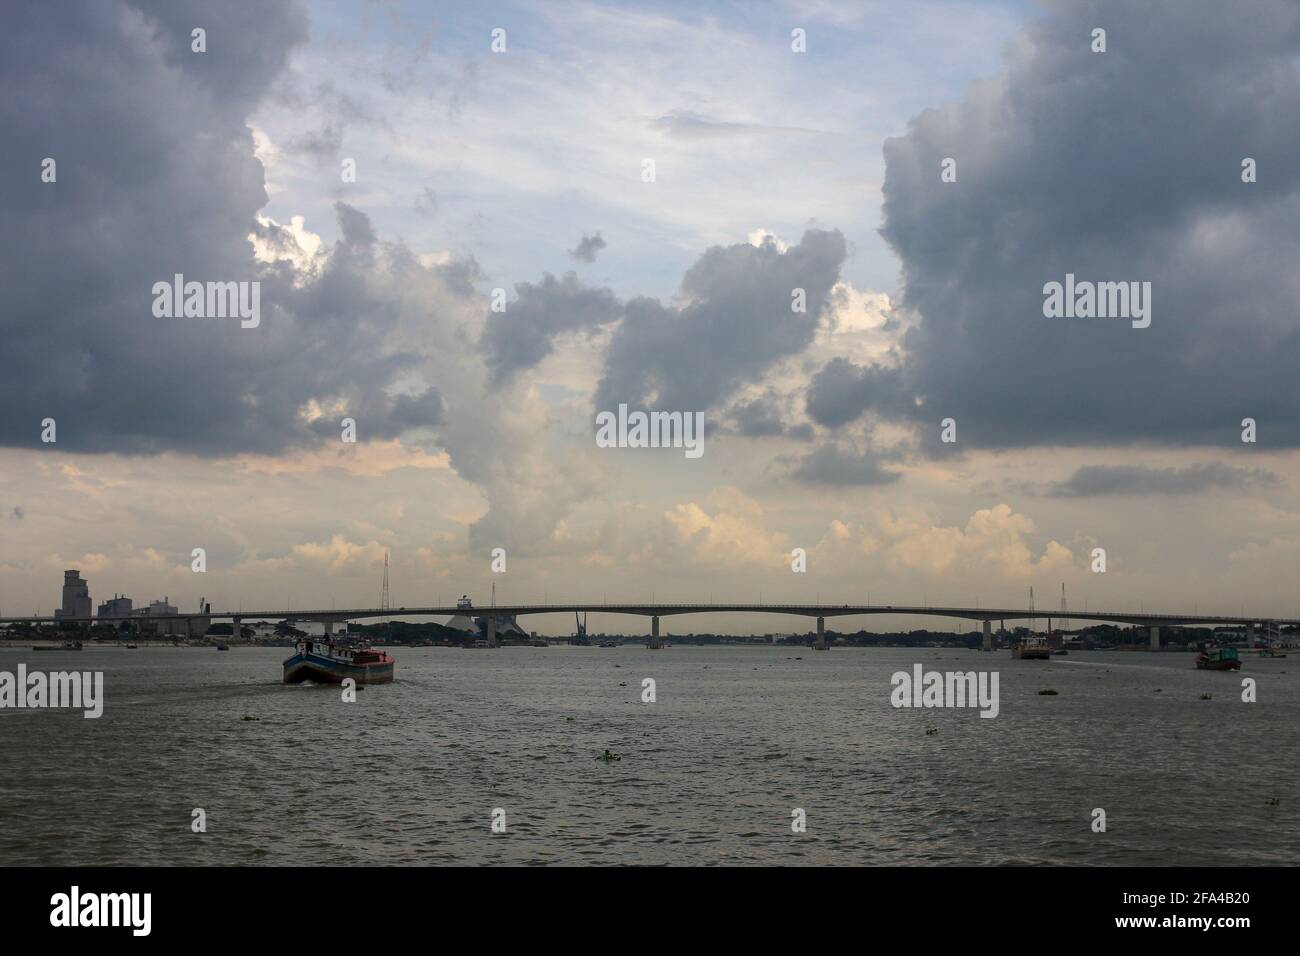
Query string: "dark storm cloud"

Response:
xmin=569 ymin=232 xmax=607 ymax=263
xmin=730 ymin=397 xmax=786 ymax=437
xmin=480 ymin=273 xmax=622 ymax=384
xmin=726 ymin=394 xmax=813 ymax=441
xmin=1048 ymin=463 xmax=1280 ymax=498
xmin=790 ymin=443 xmax=902 ymax=486
xmin=817 ymin=0 xmax=1300 ymax=449
xmin=806 ymin=358 xmax=910 ymax=428
xmin=0 ymin=2 xmax=458 ymax=456
xmin=127 ymin=0 xmax=307 ymax=112
xmin=596 ymin=230 xmax=846 ymax=413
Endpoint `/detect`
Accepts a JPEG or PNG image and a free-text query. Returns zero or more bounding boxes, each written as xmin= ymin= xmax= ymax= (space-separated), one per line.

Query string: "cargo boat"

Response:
xmin=283 ymin=639 xmax=394 ymax=684
xmin=1195 ymin=646 xmax=1241 ymax=671
xmin=1012 ymin=635 xmax=1051 ymax=660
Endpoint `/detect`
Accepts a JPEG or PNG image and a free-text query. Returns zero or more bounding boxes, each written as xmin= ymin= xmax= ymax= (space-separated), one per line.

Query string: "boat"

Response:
xmin=1012 ymin=636 xmax=1051 ymax=660
xmin=124 ymin=643 xmax=138 ymax=649
xmin=1195 ymin=646 xmax=1241 ymax=671
xmin=1258 ymin=647 xmax=1287 ymax=659
xmin=216 ymin=643 xmax=230 ymax=651
xmin=599 ymin=640 xmax=619 ymax=648
xmin=1051 ymin=648 xmax=1068 ymax=656
xmin=283 ymin=639 xmax=394 ymax=684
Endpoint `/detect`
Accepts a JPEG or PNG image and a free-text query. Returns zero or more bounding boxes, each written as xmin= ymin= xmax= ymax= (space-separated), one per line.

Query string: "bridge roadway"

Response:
xmin=2 ymin=602 xmax=1294 ymax=651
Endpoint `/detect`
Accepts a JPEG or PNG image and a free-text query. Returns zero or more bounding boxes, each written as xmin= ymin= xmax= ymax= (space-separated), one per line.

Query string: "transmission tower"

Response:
xmin=381 ymin=551 xmax=391 ymax=614
xmin=381 ymin=551 xmax=391 ymax=643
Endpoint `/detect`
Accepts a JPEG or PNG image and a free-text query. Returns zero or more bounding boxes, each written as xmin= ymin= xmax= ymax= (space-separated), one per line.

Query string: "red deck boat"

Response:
xmin=283 ymin=639 xmax=395 ymax=684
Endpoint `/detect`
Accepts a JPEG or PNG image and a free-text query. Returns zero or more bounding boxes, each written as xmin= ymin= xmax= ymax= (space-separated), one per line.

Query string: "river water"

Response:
xmin=1 ymin=644 xmax=1295 ymax=865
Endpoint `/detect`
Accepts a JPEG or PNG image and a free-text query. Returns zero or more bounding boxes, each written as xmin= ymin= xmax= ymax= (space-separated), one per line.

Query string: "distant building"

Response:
xmin=54 ymin=570 xmax=91 ymax=620
xmin=98 ymin=594 xmax=134 ymax=619
xmin=146 ymin=598 xmax=178 ymax=616
xmin=132 ymin=597 xmax=196 ymax=636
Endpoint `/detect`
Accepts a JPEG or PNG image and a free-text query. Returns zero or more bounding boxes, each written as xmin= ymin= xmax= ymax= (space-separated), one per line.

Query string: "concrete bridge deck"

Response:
xmin=2 ymin=602 xmax=1293 ymax=651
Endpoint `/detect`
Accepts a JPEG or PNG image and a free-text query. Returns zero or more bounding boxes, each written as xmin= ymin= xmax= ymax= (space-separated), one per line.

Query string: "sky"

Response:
xmin=2 ymin=0 xmax=1299 ymax=634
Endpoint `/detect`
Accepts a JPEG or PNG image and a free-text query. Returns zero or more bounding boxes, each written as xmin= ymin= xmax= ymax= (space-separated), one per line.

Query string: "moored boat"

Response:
xmin=1196 ymin=646 xmax=1241 ymax=670
xmin=1012 ymin=635 xmax=1051 ymax=660
xmin=283 ymin=639 xmax=394 ymax=684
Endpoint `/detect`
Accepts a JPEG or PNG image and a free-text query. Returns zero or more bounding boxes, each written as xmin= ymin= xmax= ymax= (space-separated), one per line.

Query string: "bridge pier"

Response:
xmin=982 ymin=620 xmax=992 ymax=651
xmin=487 ymin=616 xmax=498 ymax=648
xmin=815 ymin=616 xmax=826 ymax=651
xmin=1149 ymin=625 xmax=1160 ymax=650
xmin=232 ymin=616 xmax=241 ymax=644
xmin=648 ymin=615 xmax=662 ymax=649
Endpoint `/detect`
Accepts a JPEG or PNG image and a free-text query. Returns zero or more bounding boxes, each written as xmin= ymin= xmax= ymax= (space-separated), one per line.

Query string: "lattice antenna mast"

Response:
xmin=380 ymin=551 xmax=391 ymax=643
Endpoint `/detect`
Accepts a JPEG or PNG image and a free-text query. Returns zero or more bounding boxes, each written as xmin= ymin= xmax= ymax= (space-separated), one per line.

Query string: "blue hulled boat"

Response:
xmin=283 ymin=639 xmax=394 ymax=684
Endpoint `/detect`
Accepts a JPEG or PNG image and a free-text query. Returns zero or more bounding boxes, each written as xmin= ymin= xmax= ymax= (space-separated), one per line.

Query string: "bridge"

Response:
xmin=2 ymin=602 xmax=1294 ymax=651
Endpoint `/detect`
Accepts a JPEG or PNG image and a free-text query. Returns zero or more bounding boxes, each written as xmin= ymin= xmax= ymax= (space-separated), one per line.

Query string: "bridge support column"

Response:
xmin=815 ymin=616 xmax=826 ymax=651
xmin=487 ymin=616 xmax=498 ymax=648
xmin=982 ymin=620 xmax=992 ymax=651
xmin=648 ymin=616 xmax=662 ymax=649
xmin=232 ymin=616 xmax=241 ymax=644
xmin=1149 ymin=625 xmax=1160 ymax=650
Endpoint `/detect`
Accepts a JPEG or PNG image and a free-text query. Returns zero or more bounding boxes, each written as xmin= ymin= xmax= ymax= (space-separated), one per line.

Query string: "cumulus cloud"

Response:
xmin=806 ymin=358 xmax=909 ymax=428
xmin=659 ymin=488 xmax=789 ymax=568
xmin=596 ymin=230 xmax=846 ymax=413
xmin=730 ymin=396 xmax=787 ymax=437
xmin=0 ymin=1 xmax=471 ymax=456
xmin=815 ymin=505 xmax=1072 ymax=579
xmin=480 ymin=273 xmax=621 ymax=384
xmin=811 ymin=0 xmax=1300 ymax=449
